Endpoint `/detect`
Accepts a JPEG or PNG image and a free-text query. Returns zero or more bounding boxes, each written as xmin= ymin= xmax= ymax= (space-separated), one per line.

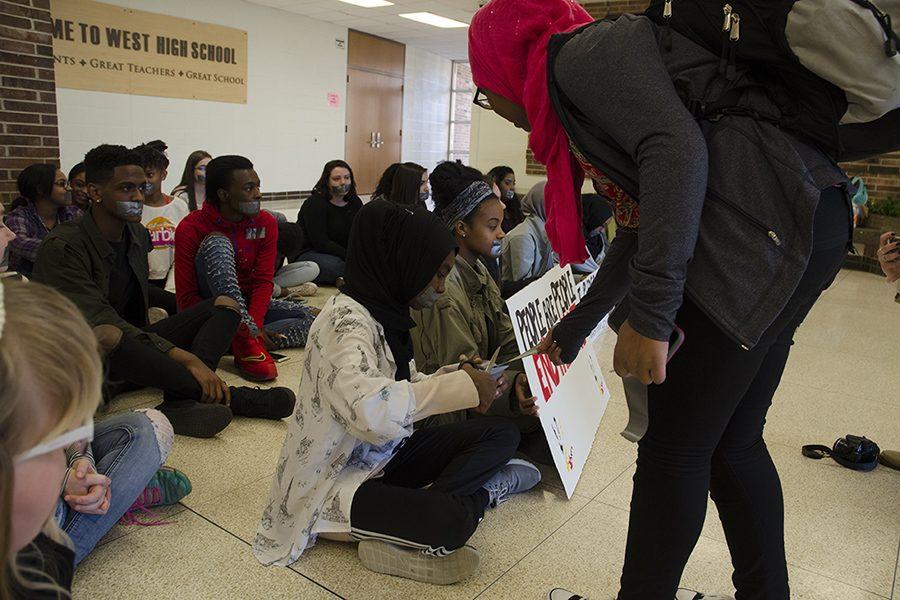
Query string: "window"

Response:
xmin=449 ymin=61 xmax=474 ymax=164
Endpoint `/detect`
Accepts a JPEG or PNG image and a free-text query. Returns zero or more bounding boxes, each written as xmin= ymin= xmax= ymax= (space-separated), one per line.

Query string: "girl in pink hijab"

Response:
xmin=471 ymin=1 xmax=853 ymax=600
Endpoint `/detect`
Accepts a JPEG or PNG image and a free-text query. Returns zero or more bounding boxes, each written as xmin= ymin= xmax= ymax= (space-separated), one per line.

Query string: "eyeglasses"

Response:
xmin=14 ymin=419 xmax=94 ymax=465
xmin=473 ymin=88 xmax=492 ymax=110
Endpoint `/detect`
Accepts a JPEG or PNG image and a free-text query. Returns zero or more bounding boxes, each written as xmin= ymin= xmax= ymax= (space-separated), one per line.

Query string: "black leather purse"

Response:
xmin=803 ymin=435 xmax=881 ymax=472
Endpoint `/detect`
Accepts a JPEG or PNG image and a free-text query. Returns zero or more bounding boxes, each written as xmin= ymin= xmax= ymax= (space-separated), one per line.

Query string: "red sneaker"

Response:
xmin=233 ymin=333 xmax=277 ymax=382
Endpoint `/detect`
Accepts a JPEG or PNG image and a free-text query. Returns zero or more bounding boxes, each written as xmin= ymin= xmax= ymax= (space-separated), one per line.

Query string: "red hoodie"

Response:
xmin=175 ymin=202 xmax=277 ymax=331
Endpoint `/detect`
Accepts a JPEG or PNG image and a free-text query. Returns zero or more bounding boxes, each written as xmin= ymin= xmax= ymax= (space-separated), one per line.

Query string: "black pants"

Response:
xmin=148 ymin=280 xmax=179 ymax=316
xmin=106 ymin=299 xmax=240 ymax=407
xmin=350 ymin=418 xmax=519 ymax=555
xmin=618 ymin=188 xmax=850 ymax=600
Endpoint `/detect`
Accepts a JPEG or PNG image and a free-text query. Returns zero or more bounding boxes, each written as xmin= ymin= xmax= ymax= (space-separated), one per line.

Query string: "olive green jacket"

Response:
xmin=32 ymin=208 xmax=173 ymax=354
xmin=411 ymin=256 xmax=535 ymax=429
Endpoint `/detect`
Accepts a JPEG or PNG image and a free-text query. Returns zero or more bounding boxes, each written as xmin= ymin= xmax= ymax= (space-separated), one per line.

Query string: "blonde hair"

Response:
xmin=0 ymin=279 xmax=102 ymax=600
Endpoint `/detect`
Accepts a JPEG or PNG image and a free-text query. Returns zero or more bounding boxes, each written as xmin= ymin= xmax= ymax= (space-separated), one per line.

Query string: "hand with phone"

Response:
xmin=877 ymin=231 xmax=900 ymax=283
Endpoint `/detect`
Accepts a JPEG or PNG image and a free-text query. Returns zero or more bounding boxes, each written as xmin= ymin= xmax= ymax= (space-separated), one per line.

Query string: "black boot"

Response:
xmin=229 ymin=386 xmax=296 ymax=420
xmin=157 ymin=401 xmax=233 ymax=438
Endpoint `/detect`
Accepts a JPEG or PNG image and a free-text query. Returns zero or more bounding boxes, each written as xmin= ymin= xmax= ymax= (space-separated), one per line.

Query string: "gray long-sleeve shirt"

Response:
xmin=548 ymin=15 xmax=848 ymax=354
xmin=554 ymin=15 xmax=709 ymax=343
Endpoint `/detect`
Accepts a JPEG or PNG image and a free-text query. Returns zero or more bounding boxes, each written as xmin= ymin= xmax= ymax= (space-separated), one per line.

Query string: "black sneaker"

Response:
xmin=229 ymin=386 xmax=296 ymax=420
xmin=157 ymin=401 xmax=233 ymax=438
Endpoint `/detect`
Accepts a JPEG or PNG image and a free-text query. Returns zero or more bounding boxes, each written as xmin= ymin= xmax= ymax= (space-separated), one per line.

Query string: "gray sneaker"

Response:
xmin=357 ymin=540 xmax=480 ymax=585
xmin=676 ymin=589 xmax=735 ymax=600
xmin=482 ymin=458 xmax=541 ymax=507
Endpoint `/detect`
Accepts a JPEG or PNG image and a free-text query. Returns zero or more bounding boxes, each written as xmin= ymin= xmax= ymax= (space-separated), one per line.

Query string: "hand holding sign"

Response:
xmin=535 ymin=329 xmax=565 ymax=366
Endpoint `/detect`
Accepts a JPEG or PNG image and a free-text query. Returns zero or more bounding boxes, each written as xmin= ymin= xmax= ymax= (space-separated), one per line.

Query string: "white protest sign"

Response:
xmin=506 ymin=265 xmax=611 ymax=498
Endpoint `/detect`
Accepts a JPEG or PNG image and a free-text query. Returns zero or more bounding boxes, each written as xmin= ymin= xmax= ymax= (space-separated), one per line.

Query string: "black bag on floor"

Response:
xmin=802 ymin=434 xmax=881 ymax=471
xmin=644 ymin=0 xmax=900 ymax=161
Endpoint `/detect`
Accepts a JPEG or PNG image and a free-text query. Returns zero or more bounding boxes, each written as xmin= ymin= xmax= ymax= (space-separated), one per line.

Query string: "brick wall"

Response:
xmin=841 ymin=153 xmax=900 ymax=204
xmin=582 ymin=0 xmax=650 ymax=17
xmin=525 ymin=0 xmax=900 ymax=205
xmin=0 ymin=0 xmax=59 ymax=207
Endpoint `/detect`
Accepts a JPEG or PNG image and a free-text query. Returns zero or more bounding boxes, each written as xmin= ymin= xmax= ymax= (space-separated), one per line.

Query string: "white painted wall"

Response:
xmin=401 ymin=46 xmax=451 ymax=172
xmin=56 ymin=0 xmax=349 ymax=194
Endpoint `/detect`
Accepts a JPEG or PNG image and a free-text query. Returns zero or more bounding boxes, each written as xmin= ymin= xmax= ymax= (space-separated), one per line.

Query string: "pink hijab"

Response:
xmin=469 ymin=0 xmax=592 ymax=265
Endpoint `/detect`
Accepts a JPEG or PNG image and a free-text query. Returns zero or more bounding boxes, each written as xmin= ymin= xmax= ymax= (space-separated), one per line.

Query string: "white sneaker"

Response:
xmin=357 ymin=539 xmax=480 ymax=585
xmin=147 ymin=307 xmax=168 ymax=324
xmin=285 ymin=282 xmax=318 ymax=299
xmin=548 ymin=588 xmax=587 ymax=600
xmin=482 ymin=458 xmax=541 ymax=507
xmin=676 ymin=589 xmax=735 ymax=600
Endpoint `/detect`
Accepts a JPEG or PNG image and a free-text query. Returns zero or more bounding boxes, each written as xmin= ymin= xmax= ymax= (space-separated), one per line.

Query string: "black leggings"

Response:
xmin=350 ymin=418 xmax=519 ymax=555
xmin=106 ymin=299 xmax=240 ymax=407
xmin=618 ymin=187 xmax=850 ymax=600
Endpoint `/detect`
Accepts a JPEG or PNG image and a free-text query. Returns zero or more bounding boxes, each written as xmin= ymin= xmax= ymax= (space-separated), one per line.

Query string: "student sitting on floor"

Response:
xmin=0 ymin=203 xmax=18 ymax=276
xmin=372 ymin=162 xmax=430 ymax=209
xmin=410 ymin=162 xmax=549 ymax=464
xmin=271 ymin=217 xmax=319 ymax=300
xmin=296 ymin=160 xmax=363 ymax=284
xmin=582 ymin=189 xmax=614 ymax=263
xmin=135 ymin=141 xmax=188 ymax=317
xmin=33 ymin=145 xmax=295 ymax=439
xmin=488 ymin=165 xmax=524 ymax=234
xmin=254 ymin=199 xmax=539 ymax=584
xmin=381 ymin=163 xmax=430 ymax=209
xmin=500 ymin=181 xmax=557 ymax=297
xmin=175 ymin=155 xmax=317 ymax=382
xmin=4 ymin=164 xmax=83 ymax=278
xmin=68 ymin=161 xmax=90 ymax=211
xmin=172 ymin=150 xmax=212 ymax=212
xmin=1 ymin=278 xmax=103 ymax=600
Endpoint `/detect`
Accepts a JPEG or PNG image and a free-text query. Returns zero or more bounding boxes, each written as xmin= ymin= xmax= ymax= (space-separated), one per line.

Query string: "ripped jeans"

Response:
xmin=195 ymin=234 xmax=315 ymax=349
xmin=56 ymin=410 xmax=173 ymax=565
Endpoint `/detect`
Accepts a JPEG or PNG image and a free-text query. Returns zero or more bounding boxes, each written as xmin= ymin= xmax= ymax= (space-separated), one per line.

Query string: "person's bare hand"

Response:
xmin=63 ymin=457 xmax=96 ymax=497
xmin=64 ymin=463 xmax=111 ymax=516
xmin=878 ymin=231 xmax=900 ymax=283
xmin=169 ymin=348 xmax=230 ymax=405
xmin=613 ymin=320 xmax=669 ymax=385
xmin=514 ymin=373 xmax=539 ymax=417
xmin=463 ymin=363 xmax=501 ymax=414
xmin=261 ymin=329 xmax=288 ymax=350
xmin=536 ymin=330 xmax=565 ymax=366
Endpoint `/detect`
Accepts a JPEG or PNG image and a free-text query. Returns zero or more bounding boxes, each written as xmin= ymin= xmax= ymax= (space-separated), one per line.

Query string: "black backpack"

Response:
xmin=644 ymin=0 xmax=900 ymax=161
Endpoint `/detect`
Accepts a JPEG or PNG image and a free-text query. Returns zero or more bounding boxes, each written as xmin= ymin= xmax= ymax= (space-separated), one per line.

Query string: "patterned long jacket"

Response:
xmin=253 ymin=292 xmax=476 ymax=567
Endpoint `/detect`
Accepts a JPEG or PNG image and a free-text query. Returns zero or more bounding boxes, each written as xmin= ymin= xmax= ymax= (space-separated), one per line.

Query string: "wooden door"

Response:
xmin=345 ymin=31 xmax=405 ymax=195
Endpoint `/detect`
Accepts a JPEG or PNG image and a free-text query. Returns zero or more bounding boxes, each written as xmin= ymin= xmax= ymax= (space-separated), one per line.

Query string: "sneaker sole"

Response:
xmin=357 ymin=540 xmax=480 ymax=585
xmin=235 ymin=362 xmax=278 ymax=382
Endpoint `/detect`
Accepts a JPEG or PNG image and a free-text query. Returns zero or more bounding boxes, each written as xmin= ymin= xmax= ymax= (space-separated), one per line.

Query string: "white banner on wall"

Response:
xmin=506 ymin=265 xmax=611 ymax=498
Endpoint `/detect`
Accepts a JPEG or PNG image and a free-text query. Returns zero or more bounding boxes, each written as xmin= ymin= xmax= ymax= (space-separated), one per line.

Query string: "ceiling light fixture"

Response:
xmin=398 ymin=12 xmax=468 ymax=28
xmin=337 ymin=0 xmax=394 ymax=8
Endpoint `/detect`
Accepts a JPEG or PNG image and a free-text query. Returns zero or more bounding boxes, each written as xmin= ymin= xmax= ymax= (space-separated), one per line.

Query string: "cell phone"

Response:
xmin=667 ymin=325 xmax=685 ymax=363
xmin=269 ymin=352 xmax=290 ymax=363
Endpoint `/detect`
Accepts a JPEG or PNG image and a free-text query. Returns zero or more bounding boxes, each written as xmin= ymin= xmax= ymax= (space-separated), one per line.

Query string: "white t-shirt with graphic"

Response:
xmin=142 ymin=195 xmax=189 ymax=282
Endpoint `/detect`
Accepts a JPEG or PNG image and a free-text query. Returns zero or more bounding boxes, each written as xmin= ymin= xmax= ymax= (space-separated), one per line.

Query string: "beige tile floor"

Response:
xmin=73 ymin=269 xmax=900 ymax=600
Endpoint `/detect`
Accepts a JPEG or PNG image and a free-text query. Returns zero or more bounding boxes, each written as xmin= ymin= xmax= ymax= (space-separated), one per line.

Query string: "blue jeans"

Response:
xmin=297 ymin=250 xmax=346 ymax=284
xmin=56 ymin=412 xmax=161 ymax=565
